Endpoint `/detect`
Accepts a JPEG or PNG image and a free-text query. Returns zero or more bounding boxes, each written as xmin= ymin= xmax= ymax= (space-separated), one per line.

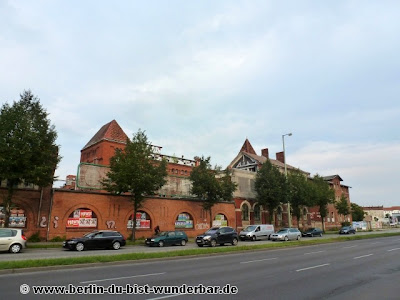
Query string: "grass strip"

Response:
xmin=3 ymin=232 xmax=400 ymax=271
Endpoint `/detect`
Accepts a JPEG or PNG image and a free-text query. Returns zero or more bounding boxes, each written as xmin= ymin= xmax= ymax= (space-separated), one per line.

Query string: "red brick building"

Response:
xmin=0 ymin=120 xmax=351 ymax=239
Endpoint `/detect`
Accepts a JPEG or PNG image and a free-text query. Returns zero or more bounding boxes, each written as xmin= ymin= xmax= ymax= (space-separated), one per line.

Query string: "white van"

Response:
xmin=239 ymin=224 xmax=274 ymax=241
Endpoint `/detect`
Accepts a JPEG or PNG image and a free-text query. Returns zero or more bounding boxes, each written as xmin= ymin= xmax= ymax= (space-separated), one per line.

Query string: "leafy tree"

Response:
xmin=287 ymin=169 xmax=312 ymax=228
xmin=310 ymin=175 xmax=335 ymax=232
xmin=335 ymin=194 xmax=350 ymax=221
xmin=351 ymin=203 xmax=365 ymax=221
xmin=254 ymin=160 xmax=286 ymax=224
xmin=102 ymin=130 xmax=167 ymax=241
xmin=190 ymin=156 xmax=236 ymax=227
xmin=0 ymin=90 xmax=60 ymax=227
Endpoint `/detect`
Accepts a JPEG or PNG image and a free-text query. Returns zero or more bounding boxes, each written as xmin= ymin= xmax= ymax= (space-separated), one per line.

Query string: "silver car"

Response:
xmin=270 ymin=228 xmax=301 ymax=241
xmin=0 ymin=228 xmax=27 ymax=253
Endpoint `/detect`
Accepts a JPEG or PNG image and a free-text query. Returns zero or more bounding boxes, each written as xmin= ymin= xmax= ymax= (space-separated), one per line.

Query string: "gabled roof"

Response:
xmin=82 ymin=120 xmax=128 ymax=150
xmin=228 ymin=151 xmax=300 ymax=172
xmin=227 ymin=138 xmax=309 ymax=175
xmin=240 ymin=138 xmax=257 ymax=155
xmin=322 ymin=175 xmax=343 ymax=182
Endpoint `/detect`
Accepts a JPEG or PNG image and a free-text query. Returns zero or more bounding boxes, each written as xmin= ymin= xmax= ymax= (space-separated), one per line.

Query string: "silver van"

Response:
xmin=239 ymin=224 xmax=274 ymax=241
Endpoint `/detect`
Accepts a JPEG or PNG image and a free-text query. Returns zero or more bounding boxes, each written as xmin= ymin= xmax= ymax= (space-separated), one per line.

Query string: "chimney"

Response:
xmin=276 ymin=151 xmax=285 ymax=163
xmin=261 ymin=148 xmax=269 ymax=159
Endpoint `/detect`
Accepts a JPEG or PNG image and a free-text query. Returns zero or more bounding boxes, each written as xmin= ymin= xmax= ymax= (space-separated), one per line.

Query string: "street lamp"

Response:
xmin=282 ymin=133 xmax=292 ymax=227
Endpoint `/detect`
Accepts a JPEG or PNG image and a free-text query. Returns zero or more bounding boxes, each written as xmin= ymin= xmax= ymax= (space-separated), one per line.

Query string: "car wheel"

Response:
xmin=75 ymin=242 xmax=84 ymax=251
xmin=9 ymin=243 xmax=21 ymax=254
xmin=297 ymin=235 xmax=301 ymax=241
xmin=210 ymin=239 xmax=217 ymax=247
xmin=232 ymin=238 xmax=238 ymax=246
xmin=180 ymin=240 xmax=186 ymax=246
xmin=197 ymin=244 xmax=203 ymax=247
xmin=353 ymin=231 xmax=356 ymax=234
xmin=112 ymin=241 xmax=121 ymax=250
xmin=252 ymin=236 xmax=257 ymax=241
xmin=158 ymin=241 xmax=164 ymax=247
xmin=284 ymin=236 xmax=289 ymax=241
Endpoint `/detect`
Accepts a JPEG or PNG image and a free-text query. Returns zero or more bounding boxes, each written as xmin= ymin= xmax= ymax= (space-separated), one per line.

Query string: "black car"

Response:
xmin=302 ymin=228 xmax=323 ymax=237
xmin=339 ymin=226 xmax=356 ymax=234
xmin=196 ymin=226 xmax=239 ymax=247
xmin=63 ymin=230 xmax=126 ymax=251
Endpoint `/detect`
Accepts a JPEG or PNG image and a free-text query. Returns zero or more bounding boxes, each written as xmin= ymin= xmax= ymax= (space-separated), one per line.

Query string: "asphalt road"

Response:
xmin=1 ymin=228 xmax=400 ymax=262
xmin=1 ymin=234 xmax=400 ymax=299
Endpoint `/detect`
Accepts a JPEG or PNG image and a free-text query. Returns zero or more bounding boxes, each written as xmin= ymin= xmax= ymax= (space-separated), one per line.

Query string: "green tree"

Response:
xmin=335 ymin=194 xmax=350 ymax=221
xmin=351 ymin=203 xmax=365 ymax=221
xmin=310 ymin=175 xmax=335 ymax=232
xmin=190 ymin=157 xmax=237 ymax=227
xmin=102 ymin=130 xmax=167 ymax=241
xmin=254 ymin=160 xmax=286 ymax=224
xmin=287 ymin=169 xmax=312 ymax=228
xmin=0 ymin=90 xmax=60 ymax=227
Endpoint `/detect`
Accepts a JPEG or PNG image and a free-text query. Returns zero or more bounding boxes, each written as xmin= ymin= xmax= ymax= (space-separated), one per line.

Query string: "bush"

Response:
xmin=341 ymin=221 xmax=351 ymax=227
xmin=50 ymin=236 xmax=66 ymax=242
xmin=27 ymin=232 xmax=42 ymax=242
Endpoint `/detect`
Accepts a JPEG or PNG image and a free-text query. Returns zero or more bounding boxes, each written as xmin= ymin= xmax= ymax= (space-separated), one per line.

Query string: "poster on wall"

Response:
xmin=175 ymin=213 xmax=193 ymax=229
xmin=0 ymin=207 xmax=26 ymax=228
xmin=213 ymin=214 xmax=228 ymax=227
xmin=127 ymin=211 xmax=151 ymax=229
xmin=67 ymin=209 xmax=97 ymax=228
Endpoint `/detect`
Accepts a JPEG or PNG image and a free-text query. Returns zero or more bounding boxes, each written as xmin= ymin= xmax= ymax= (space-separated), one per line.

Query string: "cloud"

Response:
xmin=290 ymin=142 xmax=400 ymax=206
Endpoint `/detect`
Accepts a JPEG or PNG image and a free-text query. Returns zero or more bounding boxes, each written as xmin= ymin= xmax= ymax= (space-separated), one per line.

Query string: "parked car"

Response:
xmin=270 ymin=228 xmax=301 ymax=241
xmin=145 ymin=231 xmax=188 ymax=247
xmin=0 ymin=228 xmax=27 ymax=253
xmin=339 ymin=226 xmax=356 ymax=234
xmin=239 ymin=224 xmax=275 ymax=241
xmin=196 ymin=226 xmax=239 ymax=247
xmin=302 ymin=227 xmax=323 ymax=237
xmin=62 ymin=230 xmax=126 ymax=251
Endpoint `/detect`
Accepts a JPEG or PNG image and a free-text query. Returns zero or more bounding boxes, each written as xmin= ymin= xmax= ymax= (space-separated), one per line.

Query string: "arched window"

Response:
xmin=175 ymin=213 xmax=193 ymax=229
xmin=254 ymin=204 xmax=261 ymax=222
xmin=213 ymin=214 xmax=228 ymax=226
xmin=127 ymin=211 xmax=151 ymax=229
xmin=331 ymin=212 xmax=335 ymax=223
xmin=0 ymin=206 xmax=26 ymax=228
xmin=241 ymin=204 xmax=249 ymax=221
xmin=67 ymin=208 xmax=97 ymax=228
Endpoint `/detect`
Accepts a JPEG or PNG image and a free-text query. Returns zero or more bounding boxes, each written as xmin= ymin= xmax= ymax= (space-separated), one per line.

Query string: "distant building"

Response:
xmin=227 ymin=139 xmax=352 ymax=231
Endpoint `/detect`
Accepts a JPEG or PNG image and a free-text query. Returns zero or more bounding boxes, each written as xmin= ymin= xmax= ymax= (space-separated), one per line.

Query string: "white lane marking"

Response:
xmin=343 ymin=245 xmax=358 ymax=249
xmin=80 ymin=272 xmax=166 ymax=283
xmin=240 ymin=257 xmax=277 ymax=264
xmin=296 ymin=263 xmax=330 ymax=272
xmin=304 ymin=251 xmax=325 ymax=255
xmin=387 ymin=248 xmax=400 ymax=252
xmin=353 ymin=254 xmax=373 ymax=260
xmin=147 ymin=294 xmax=187 ymax=300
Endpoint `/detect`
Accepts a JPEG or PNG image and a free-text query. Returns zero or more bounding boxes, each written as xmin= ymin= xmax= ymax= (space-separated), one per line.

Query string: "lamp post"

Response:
xmin=282 ymin=133 xmax=292 ymax=227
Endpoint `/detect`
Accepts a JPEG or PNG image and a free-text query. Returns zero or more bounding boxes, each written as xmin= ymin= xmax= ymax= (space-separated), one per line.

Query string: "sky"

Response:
xmin=1 ymin=1 xmax=399 ymax=207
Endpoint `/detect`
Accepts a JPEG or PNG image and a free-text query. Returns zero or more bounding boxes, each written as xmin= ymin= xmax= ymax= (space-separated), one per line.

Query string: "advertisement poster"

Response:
xmin=175 ymin=213 xmax=193 ymax=228
xmin=127 ymin=211 xmax=151 ymax=229
xmin=0 ymin=207 xmax=26 ymax=227
xmin=67 ymin=209 xmax=97 ymax=228
xmin=213 ymin=214 xmax=228 ymax=227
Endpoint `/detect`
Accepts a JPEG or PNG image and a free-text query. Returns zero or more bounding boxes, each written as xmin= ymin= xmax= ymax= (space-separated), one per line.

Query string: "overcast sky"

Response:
xmin=1 ymin=1 xmax=399 ymax=207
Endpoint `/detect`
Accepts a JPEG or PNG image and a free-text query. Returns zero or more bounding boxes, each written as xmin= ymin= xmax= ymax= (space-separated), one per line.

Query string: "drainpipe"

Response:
xmin=37 ymin=187 xmax=43 ymax=227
